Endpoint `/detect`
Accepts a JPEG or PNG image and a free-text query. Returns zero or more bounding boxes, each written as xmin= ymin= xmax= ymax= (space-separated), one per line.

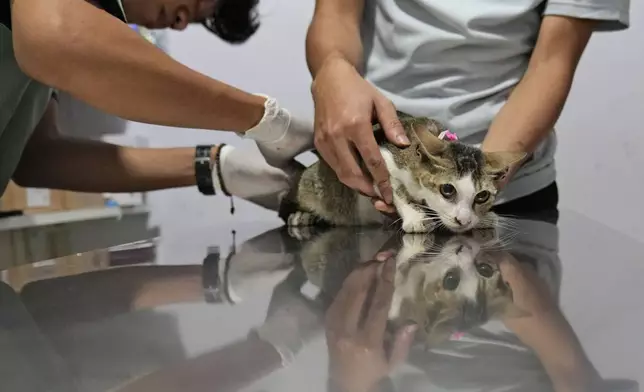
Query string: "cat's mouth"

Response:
xmin=440 ymin=218 xmax=475 ymax=233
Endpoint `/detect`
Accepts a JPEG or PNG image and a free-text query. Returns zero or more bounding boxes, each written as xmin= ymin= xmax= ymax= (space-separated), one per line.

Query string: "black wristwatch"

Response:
xmin=195 ymin=145 xmax=216 ymax=195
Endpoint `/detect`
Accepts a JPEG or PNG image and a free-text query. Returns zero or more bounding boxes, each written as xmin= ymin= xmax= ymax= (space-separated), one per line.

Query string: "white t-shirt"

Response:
xmin=360 ymin=0 xmax=630 ymax=202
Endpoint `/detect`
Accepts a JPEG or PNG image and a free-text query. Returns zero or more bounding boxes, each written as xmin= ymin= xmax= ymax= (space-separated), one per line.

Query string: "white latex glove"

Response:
xmin=213 ymin=145 xmax=296 ymax=212
xmin=242 ymin=94 xmax=314 ymax=169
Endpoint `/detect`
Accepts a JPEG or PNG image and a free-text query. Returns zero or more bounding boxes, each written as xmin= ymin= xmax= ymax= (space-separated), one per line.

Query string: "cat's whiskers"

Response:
xmin=389 ymin=216 xmax=405 ymax=228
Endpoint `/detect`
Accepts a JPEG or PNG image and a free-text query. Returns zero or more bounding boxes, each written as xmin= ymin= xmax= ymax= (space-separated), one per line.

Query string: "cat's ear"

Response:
xmin=411 ymin=122 xmax=447 ymax=156
xmin=483 ymin=151 xmax=527 ymax=181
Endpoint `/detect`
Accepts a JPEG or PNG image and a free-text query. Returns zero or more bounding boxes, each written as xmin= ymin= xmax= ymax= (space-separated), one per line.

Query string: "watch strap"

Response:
xmin=195 ymin=145 xmax=216 ymax=196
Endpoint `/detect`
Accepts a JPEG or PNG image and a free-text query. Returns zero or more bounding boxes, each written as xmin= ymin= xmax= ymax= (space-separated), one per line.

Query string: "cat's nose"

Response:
xmin=454 ymin=217 xmax=470 ymax=227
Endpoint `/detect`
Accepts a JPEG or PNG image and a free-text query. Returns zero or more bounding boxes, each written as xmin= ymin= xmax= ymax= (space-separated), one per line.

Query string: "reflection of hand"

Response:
xmin=496 ymin=252 xmax=557 ymax=317
xmin=325 ymin=258 xmax=417 ymax=392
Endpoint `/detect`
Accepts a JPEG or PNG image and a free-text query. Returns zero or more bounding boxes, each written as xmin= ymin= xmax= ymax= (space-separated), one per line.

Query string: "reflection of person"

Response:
xmin=3 ymin=257 xmax=304 ymax=392
xmin=306 ymin=0 xmax=629 ymax=213
xmin=497 ymin=253 xmax=607 ymax=392
xmin=2 ymin=0 xmax=312 ymax=208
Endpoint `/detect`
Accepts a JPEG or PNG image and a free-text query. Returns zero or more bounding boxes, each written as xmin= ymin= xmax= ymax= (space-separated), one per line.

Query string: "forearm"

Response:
xmin=12 ymin=0 xmax=265 ymax=132
xmin=482 ymin=16 xmax=595 ymax=156
xmin=506 ymin=313 xmax=601 ymax=392
xmin=14 ymin=137 xmax=212 ymax=193
xmin=482 ymin=62 xmax=574 ymax=154
xmin=306 ymin=0 xmax=365 ymax=76
xmin=21 ymin=266 xmax=203 ymax=325
xmin=116 ymin=337 xmax=282 ymax=392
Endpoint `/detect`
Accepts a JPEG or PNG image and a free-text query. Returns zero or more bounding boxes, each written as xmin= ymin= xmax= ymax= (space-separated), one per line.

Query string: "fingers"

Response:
xmin=375 ymin=250 xmax=396 ymax=262
xmin=334 ymin=264 xmax=378 ymax=334
xmin=372 ymin=199 xmax=397 ymax=214
xmin=315 ymin=128 xmax=378 ymax=198
xmin=337 ymin=142 xmax=379 ymax=197
xmin=388 ymin=324 xmax=418 ymax=369
xmin=354 ymin=132 xmax=393 ymax=204
xmin=364 ymin=257 xmax=396 ymax=344
xmin=373 ymin=96 xmax=409 ymax=147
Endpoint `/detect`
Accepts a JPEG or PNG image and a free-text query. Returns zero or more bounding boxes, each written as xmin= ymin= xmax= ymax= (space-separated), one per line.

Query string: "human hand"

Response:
xmin=496 ymin=251 xmax=558 ymax=317
xmin=311 ymin=54 xmax=410 ymax=208
xmin=325 ymin=257 xmax=417 ymax=392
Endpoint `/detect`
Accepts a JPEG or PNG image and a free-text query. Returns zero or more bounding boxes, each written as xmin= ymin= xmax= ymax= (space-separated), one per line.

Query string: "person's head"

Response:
xmin=120 ymin=0 xmax=260 ymax=43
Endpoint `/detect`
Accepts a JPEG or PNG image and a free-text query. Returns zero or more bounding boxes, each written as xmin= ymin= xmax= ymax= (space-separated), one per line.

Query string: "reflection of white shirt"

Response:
xmin=361 ymin=0 xmax=629 ymax=202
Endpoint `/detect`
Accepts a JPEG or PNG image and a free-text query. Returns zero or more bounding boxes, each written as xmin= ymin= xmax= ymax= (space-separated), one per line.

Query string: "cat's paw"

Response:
xmin=399 ymin=204 xmax=429 ymax=233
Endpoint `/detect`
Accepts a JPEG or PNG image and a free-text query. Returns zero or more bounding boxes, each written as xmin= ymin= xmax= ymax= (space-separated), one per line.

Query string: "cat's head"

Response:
xmin=402 ymin=118 xmax=525 ymax=233
xmin=392 ymin=230 xmax=523 ymax=346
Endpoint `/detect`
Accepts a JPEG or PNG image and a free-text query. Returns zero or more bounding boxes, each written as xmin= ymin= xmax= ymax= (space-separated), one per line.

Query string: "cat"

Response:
xmin=281 ymin=112 xmax=525 ymax=233
xmin=292 ymin=226 xmax=523 ymax=348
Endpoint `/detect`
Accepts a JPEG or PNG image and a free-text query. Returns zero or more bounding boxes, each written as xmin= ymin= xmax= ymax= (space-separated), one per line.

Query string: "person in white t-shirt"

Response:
xmin=306 ymin=0 xmax=630 ymax=218
xmin=0 ymin=0 xmax=313 ymax=210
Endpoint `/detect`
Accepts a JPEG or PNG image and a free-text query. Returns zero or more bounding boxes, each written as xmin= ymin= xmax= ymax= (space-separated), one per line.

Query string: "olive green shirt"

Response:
xmin=0 ymin=23 xmax=53 ymax=195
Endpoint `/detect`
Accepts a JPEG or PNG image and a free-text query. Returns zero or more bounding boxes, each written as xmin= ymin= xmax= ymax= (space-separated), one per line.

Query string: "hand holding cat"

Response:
xmin=311 ymin=55 xmax=410 ymax=207
xmin=325 ymin=257 xmax=417 ymax=392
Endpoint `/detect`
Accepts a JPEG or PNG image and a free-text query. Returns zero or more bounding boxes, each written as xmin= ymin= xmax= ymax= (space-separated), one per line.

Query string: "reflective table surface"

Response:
xmin=1 ymin=210 xmax=642 ymax=392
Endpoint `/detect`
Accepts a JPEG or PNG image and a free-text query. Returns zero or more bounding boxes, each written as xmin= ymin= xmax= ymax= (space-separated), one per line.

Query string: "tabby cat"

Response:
xmin=282 ymin=112 xmax=525 ymax=233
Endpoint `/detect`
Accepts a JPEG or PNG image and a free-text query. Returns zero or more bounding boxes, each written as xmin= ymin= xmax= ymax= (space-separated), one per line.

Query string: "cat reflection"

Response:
xmin=296 ymin=226 xmax=521 ymax=347
xmin=388 ymin=230 xmax=522 ymax=347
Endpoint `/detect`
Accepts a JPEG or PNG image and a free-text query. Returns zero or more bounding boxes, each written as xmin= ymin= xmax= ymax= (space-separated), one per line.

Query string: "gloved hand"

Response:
xmin=214 ymin=145 xmax=303 ymax=212
xmin=242 ymin=94 xmax=315 ymax=169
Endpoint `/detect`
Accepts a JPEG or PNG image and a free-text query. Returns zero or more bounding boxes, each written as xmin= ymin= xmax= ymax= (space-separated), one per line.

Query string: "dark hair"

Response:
xmin=202 ymin=0 xmax=260 ymax=44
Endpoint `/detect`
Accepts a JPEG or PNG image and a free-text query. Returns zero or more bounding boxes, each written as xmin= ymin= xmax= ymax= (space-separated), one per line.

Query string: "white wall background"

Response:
xmin=556 ymin=0 xmax=644 ymax=240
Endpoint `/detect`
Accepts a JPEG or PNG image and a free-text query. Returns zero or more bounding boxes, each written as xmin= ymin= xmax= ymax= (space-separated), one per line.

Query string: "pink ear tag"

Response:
xmin=450 ymin=331 xmax=465 ymax=340
xmin=438 ymin=130 xmax=458 ymax=141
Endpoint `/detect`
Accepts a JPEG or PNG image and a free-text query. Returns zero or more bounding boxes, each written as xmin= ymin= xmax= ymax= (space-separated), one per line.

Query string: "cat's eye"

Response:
xmin=474 ymin=190 xmax=490 ymax=204
xmin=439 ymin=184 xmax=456 ymax=199
xmin=442 ymin=269 xmax=460 ymax=291
xmin=476 ymin=262 xmax=494 ymax=278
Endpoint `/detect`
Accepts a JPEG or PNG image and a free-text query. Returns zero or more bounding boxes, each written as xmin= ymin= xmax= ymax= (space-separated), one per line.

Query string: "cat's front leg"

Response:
xmin=393 ymin=187 xmax=430 ymax=233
